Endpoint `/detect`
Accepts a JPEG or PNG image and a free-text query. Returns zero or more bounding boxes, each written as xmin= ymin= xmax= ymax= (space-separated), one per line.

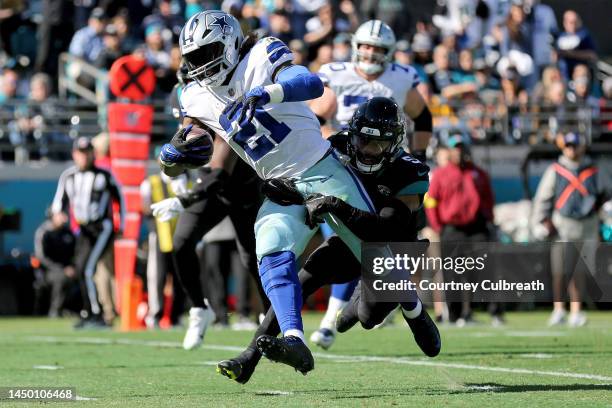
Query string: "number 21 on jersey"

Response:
xmin=219 ymin=104 xmax=291 ymax=161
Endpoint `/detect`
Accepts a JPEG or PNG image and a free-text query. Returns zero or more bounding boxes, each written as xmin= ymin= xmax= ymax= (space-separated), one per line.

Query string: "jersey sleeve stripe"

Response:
xmin=266 ymin=40 xmax=292 ymax=64
xmin=396 ymin=180 xmax=429 ymax=196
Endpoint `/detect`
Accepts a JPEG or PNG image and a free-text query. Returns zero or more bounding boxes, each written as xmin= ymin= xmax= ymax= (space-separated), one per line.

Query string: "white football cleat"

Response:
xmin=310 ymin=328 xmax=335 ymax=350
xmin=568 ymin=312 xmax=587 ymax=328
xmin=183 ymin=306 xmax=215 ymax=350
xmin=547 ymin=309 xmax=566 ymax=327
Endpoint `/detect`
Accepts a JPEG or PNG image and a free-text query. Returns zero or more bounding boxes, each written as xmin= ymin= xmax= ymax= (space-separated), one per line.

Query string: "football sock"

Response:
xmin=320 ymin=296 xmax=347 ymax=330
xmin=259 ymin=251 xmax=303 ymax=334
xmin=401 ymin=299 xmax=423 ymax=320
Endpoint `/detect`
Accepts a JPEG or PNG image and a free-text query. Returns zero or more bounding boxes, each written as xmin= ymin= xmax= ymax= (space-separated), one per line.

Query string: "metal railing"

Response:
xmin=0 ymin=99 xmax=179 ymax=163
xmin=58 ymin=53 xmax=110 ymax=106
xmin=1 ymin=97 xmax=610 ymax=164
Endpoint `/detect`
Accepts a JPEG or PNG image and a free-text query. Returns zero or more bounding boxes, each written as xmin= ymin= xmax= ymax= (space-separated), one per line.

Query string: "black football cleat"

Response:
xmin=256 ymin=335 xmax=314 ymax=375
xmin=216 ymin=348 xmax=261 ymax=384
xmin=404 ymin=308 xmax=441 ymax=357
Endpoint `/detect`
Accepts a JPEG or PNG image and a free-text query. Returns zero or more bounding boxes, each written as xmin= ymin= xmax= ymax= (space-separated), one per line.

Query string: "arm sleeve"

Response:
xmin=326 ymin=196 xmax=415 ymax=242
xmin=275 ymin=64 xmax=324 ymax=102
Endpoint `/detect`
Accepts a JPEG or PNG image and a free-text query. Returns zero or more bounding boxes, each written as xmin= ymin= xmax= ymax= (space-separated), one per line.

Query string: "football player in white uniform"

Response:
xmin=160 ymin=10 xmax=379 ymax=374
xmin=308 ymin=20 xmax=434 ymax=350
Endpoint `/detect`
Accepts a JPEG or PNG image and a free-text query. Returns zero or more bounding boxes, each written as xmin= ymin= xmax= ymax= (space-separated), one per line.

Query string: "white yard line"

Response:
xmin=518 ymin=353 xmax=554 ymax=359
xmin=255 ymin=390 xmax=293 ymax=395
xmin=75 ymin=395 xmax=97 ymax=401
xmin=26 ymin=335 xmax=612 ymax=383
xmin=33 ymin=365 xmax=63 ymax=370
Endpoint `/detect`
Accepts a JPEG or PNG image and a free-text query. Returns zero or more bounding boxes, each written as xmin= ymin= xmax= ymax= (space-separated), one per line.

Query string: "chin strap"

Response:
xmin=357 ymin=61 xmax=385 ymax=75
xmin=355 ymin=159 xmax=384 ymax=174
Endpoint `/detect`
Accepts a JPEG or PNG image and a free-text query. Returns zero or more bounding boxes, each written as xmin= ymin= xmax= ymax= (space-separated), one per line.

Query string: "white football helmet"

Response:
xmin=179 ymin=10 xmax=243 ymax=87
xmin=351 ymin=20 xmax=396 ymax=75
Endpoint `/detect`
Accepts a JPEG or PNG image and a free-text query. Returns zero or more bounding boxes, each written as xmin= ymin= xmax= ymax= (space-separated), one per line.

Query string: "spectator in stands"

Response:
xmin=441 ymin=33 xmax=458 ymax=69
xmin=0 ymin=0 xmax=24 ymax=57
xmin=68 ymin=7 xmax=107 ymax=64
xmin=452 ymin=49 xmax=477 ymax=86
xmin=533 ymin=65 xmax=562 ymax=103
xmin=185 ymin=0 xmax=203 ymax=20
xmin=361 ymin=0 xmax=411 ymax=37
xmin=502 ymin=1 xmax=533 ymax=55
xmin=411 ymin=33 xmax=433 ymax=91
xmin=495 ymin=1 xmax=536 ymax=88
xmin=112 ymin=11 xmax=139 ymax=55
xmin=155 ymin=45 xmax=181 ymax=93
xmin=34 ymin=210 xmax=77 ymax=317
xmin=304 ymin=2 xmax=354 ymax=57
xmin=433 ymin=0 xmax=493 ymax=49
xmin=538 ymin=80 xmax=568 ymax=143
xmin=556 ymin=10 xmax=597 ymax=80
xmin=430 ymin=45 xmax=477 ymax=100
xmin=530 ymin=132 xmax=602 ymax=327
xmin=332 ymin=33 xmax=351 ymax=63
xmin=94 ymin=25 xmax=124 ymax=70
xmin=425 ymin=134 xmax=500 ymax=326
xmin=412 ymin=32 xmax=433 ymax=69
xmin=143 ymin=24 xmax=171 ymax=74
xmin=309 ymin=43 xmax=333 ymax=73
xmin=568 ymin=64 xmax=597 ymax=106
xmin=429 ymin=45 xmax=453 ymax=96
xmin=35 ymin=0 xmax=75 ymax=77
xmin=233 ymin=1 xmax=262 ymax=34
xmin=268 ymin=9 xmax=293 ymax=46
xmin=474 ymin=58 xmax=501 ymax=94
xmin=15 ymin=73 xmax=68 ymax=161
xmin=289 ymin=39 xmax=308 ymax=66
xmin=142 ymin=0 xmax=184 ymax=41
xmin=394 ymin=40 xmax=412 ymax=66
xmin=500 ymin=67 xmax=529 ymax=143
xmin=527 ymin=0 xmax=558 ymax=75
xmin=0 ymin=69 xmax=19 ymax=104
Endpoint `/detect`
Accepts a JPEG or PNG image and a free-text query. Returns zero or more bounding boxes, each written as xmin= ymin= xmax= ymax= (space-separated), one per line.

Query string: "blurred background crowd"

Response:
xmin=0 ymin=0 xmax=611 ymax=162
xmin=0 ymin=0 xmax=611 ymax=328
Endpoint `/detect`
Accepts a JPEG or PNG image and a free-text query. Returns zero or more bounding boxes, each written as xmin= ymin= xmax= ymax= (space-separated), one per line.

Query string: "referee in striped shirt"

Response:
xmin=51 ymin=137 xmax=125 ymax=328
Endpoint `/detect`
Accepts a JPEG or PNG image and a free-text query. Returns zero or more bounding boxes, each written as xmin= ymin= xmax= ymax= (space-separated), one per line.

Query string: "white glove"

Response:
xmin=170 ymin=174 xmax=189 ymax=195
xmin=151 ymin=197 xmax=184 ymax=222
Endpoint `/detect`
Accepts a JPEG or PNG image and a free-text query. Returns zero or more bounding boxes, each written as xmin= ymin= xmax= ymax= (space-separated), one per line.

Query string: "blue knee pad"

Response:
xmin=331 ymin=279 xmax=359 ymax=302
xmin=259 ymin=251 xmax=303 ymax=333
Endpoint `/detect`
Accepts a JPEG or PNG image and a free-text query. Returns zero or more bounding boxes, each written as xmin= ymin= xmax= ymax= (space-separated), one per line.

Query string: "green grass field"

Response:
xmin=0 ymin=311 xmax=611 ymax=407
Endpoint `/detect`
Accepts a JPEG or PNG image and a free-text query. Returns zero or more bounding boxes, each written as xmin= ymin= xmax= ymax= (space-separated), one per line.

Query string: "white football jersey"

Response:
xmin=318 ymin=62 xmax=420 ymax=129
xmin=180 ymin=37 xmax=330 ymax=180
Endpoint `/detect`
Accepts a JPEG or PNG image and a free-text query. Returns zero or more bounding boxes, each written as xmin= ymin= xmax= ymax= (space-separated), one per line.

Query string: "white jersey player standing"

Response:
xmin=162 ymin=10 xmax=380 ymax=374
xmin=308 ymin=20 xmax=434 ymax=350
